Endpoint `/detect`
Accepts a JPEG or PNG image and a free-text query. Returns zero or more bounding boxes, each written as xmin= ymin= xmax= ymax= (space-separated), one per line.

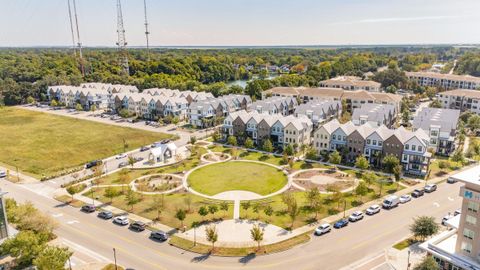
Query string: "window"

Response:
xmin=343 ymin=136 xmax=346 ymax=141
xmin=333 ymin=135 xmax=336 ymax=140
xmin=412 ymin=145 xmax=416 ymax=151
xmin=378 ymin=141 xmax=383 ymax=146
xmin=464 ymin=228 xmax=475 ymax=240
xmin=367 ymin=139 xmax=371 ymax=144
xmin=402 ymin=154 xmax=408 ymax=161
xmin=373 ymin=140 xmax=377 ymax=146
xmin=418 ymin=146 xmax=423 ymax=152
xmin=468 ymin=201 xmax=479 ymax=213
xmin=405 ymin=144 xmax=409 ymax=150
xmin=466 ymin=215 xmax=477 ymax=225
xmin=462 ymin=242 xmax=472 ymax=253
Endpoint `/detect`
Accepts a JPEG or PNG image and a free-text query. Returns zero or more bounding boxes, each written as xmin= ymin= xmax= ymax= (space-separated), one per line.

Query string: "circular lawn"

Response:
xmin=187 ymin=161 xmax=287 ymax=196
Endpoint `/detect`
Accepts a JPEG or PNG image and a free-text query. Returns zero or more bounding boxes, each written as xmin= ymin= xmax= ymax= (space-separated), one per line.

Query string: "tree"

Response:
xmin=244 ymin=137 xmax=254 ymax=149
xmin=355 ymin=182 xmax=369 ymax=202
xmin=90 ymin=104 xmax=97 ymax=113
xmin=128 ymin=155 xmax=136 ymax=168
xmin=172 ymin=116 xmax=180 ymax=125
xmin=1 ymin=230 xmax=48 ymax=268
xmin=382 ymin=154 xmax=400 ymax=173
xmin=33 ymin=246 xmax=73 ymax=270
xmin=467 ymin=114 xmax=480 ymax=132
xmin=385 ymin=85 xmax=397 ymax=94
xmin=284 ymin=144 xmax=294 ymax=156
xmin=410 ymin=216 xmax=439 ymax=241
xmin=26 ymin=96 xmax=35 ymax=104
xmin=118 ymin=169 xmax=131 ymax=193
xmin=263 ymin=205 xmax=274 ymax=222
xmin=198 ymin=206 xmax=208 ymax=220
xmin=190 ymin=136 xmax=197 ymax=145
xmin=250 ymin=224 xmax=264 ymax=250
xmin=451 ymin=150 xmax=465 ymax=163
xmin=125 ymin=188 xmax=140 ymax=211
xmin=413 ymin=256 xmax=439 ymax=270
xmin=288 ymin=197 xmax=300 ymax=228
xmin=220 ymin=201 xmax=229 ymax=217
xmin=75 ymin=103 xmax=83 ymax=111
xmin=184 ymin=195 xmax=193 ymax=213
xmin=175 ymin=209 xmax=187 ymax=228
xmin=242 ymin=201 xmax=251 ymax=219
xmin=354 ymin=156 xmax=369 ymax=171
xmin=393 ymin=164 xmax=402 ymax=189
xmin=328 ymin=150 xmax=341 ymax=165
xmin=50 ymin=99 xmax=58 ymax=107
xmin=281 ymin=192 xmax=295 ymax=212
xmin=104 ymin=186 xmax=120 ymax=203
xmin=151 ymin=195 xmax=164 ymax=221
xmin=305 ymin=187 xmax=322 ymax=219
xmin=212 ymin=130 xmax=221 ymax=142
xmin=66 ymin=186 xmax=78 ymax=202
xmin=262 ymin=139 xmax=273 ymax=153
xmin=205 ymin=225 xmax=218 ymax=251
xmin=208 ymin=205 xmax=219 ymax=218
xmin=227 ymin=135 xmax=237 ymax=146
xmin=402 ymin=110 xmax=410 ymax=125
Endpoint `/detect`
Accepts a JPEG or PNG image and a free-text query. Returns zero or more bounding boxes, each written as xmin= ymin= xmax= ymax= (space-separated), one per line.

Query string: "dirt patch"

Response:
xmin=135 ymin=174 xmax=182 ymax=192
xmin=294 ymin=179 xmax=354 ymax=192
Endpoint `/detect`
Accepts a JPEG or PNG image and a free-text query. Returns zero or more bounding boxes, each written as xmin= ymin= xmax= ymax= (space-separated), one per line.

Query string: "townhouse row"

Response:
xmin=223 ymin=110 xmax=313 ymax=148
xmin=314 ymin=120 xmax=432 ymax=176
xmin=187 ymin=95 xmax=252 ymax=127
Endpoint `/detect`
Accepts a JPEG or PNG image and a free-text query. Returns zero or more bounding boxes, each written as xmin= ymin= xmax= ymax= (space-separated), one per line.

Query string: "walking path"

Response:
xmin=233 ymin=200 xmax=240 ymax=220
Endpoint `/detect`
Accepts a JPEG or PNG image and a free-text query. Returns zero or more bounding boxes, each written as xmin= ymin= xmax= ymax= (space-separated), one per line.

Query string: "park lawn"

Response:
xmin=83 ymin=187 xmax=233 ymax=229
xmin=187 ymin=162 xmax=288 ymax=196
xmin=240 ymin=181 xmax=402 ymax=230
xmin=429 ymin=157 xmax=464 ymax=179
xmin=0 ymin=107 xmax=172 ymax=178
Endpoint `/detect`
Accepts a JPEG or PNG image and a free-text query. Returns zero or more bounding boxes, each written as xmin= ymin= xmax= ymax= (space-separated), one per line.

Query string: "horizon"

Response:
xmin=1 ymin=0 xmax=479 ymax=47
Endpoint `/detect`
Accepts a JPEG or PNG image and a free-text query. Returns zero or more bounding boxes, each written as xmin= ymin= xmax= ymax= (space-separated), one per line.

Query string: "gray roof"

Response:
xmin=352 ymin=103 xmax=396 ymax=124
xmin=248 ymin=96 xmax=297 ymax=114
xmin=295 ymin=100 xmax=341 ymax=117
xmin=412 ymin=108 xmax=460 ymax=134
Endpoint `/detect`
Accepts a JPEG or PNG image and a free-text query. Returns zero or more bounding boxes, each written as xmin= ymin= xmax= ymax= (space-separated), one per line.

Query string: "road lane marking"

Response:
xmin=52 ymin=213 xmax=63 ymax=218
xmin=67 ymin=220 xmax=79 ymax=225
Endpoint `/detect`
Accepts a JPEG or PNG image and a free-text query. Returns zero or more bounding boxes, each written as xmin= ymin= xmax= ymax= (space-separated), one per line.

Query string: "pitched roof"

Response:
xmin=440 ymin=89 xmax=480 ymax=99
xmin=412 ymin=108 xmax=460 ymax=133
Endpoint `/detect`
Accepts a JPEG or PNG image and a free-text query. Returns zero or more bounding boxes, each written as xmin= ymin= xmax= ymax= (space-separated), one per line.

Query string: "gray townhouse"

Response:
xmin=188 ymin=95 xmax=251 ymax=128
xmin=247 ymin=96 xmax=298 ymax=116
xmin=352 ymin=103 xmax=397 ymax=128
xmin=294 ymin=100 xmax=342 ymax=126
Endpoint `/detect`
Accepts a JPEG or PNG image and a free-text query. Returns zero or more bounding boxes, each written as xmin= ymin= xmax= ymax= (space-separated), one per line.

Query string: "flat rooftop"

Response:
xmin=451 ymin=165 xmax=480 ymax=186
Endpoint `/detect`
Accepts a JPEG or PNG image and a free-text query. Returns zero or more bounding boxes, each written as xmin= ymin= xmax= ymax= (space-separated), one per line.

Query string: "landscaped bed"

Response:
xmin=187 ymin=161 xmax=288 ymax=196
xmin=292 ymin=169 xmax=356 ymax=191
xmin=0 ymin=107 xmax=172 ymax=178
xmin=134 ymin=174 xmax=182 ymax=192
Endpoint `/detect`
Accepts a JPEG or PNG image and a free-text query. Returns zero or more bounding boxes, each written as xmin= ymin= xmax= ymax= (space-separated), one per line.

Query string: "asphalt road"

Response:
xmin=2 ymin=179 xmax=463 ymax=270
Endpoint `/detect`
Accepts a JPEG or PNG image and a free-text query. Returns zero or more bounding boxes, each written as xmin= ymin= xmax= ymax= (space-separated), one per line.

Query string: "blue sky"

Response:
xmin=1 ymin=0 xmax=479 ymax=46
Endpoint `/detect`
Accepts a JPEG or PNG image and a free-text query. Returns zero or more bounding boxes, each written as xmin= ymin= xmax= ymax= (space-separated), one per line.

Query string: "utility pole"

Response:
xmin=116 ymin=0 xmax=129 ymax=75
xmin=143 ymin=0 xmax=151 ymax=62
xmin=67 ymin=0 xmax=77 ymax=57
xmin=72 ymin=0 xmax=85 ymax=77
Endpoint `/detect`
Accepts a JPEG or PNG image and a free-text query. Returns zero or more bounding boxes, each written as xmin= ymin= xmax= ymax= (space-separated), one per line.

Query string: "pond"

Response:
xmin=226 ymin=74 xmax=279 ymax=88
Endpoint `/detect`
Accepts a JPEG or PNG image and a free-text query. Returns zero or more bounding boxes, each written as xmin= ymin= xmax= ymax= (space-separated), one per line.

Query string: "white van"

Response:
xmin=382 ymin=195 xmax=400 ymax=209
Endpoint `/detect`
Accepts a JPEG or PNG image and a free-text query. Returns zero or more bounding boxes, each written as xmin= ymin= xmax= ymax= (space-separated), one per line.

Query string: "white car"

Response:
xmin=348 ymin=211 xmax=364 ymax=222
xmin=454 ymin=209 xmax=461 ymax=216
xmin=366 ymin=204 xmax=381 ymax=215
xmin=399 ymin=194 xmax=412 ymax=204
xmin=115 ymin=153 xmax=127 ymax=160
xmin=113 ymin=216 xmax=129 ymax=226
xmin=0 ymin=170 xmax=6 ymax=178
xmin=314 ymin=224 xmax=331 ymax=235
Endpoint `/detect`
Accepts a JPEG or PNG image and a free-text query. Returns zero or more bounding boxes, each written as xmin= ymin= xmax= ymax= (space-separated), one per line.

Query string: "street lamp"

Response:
xmin=343 ymin=200 xmax=347 ymax=218
xmin=113 ymin=248 xmax=118 ymax=270
xmin=407 ymin=250 xmax=411 ymax=269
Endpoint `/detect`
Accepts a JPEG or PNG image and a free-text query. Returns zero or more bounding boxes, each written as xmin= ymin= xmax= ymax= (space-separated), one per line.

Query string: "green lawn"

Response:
xmin=187 ymin=161 xmax=288 ymax=196
xmin=0 ymin=107 xmax=172 ymax=178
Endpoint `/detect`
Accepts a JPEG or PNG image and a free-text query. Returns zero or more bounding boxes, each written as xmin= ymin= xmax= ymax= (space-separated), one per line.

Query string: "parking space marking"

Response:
xmin=52 ymin=213 xmax=63 ymax=218
xmin=67 ymin=220 xmax=80 ymax=225
xmin=433 ymin=202 xmax=440 ymax=207
xmin=448 ymin=196 xmax=454 ymax=201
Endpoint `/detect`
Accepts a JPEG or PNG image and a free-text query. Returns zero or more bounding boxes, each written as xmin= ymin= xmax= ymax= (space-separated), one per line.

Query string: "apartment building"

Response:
xmin=406 ymin=72 xmax=480 ymax=90
xmin=352 ymin=103 xmax=397 ymax=128
xmin=420 ymin=165 xmax=480 ymax=270
xmin=262 ymin=87 xmax=402 ymax=112
xmin=223 ymin=111 xmax=313 ymax=149
xmin=294 ymin=100 xmax=342 ymax=126
xmin=313 ymin=120 xmax=431 ymax=175
xmin=438 ymin=89 xmax=480 ymax=115
xmin=187 ymin=95 xmax=252 ymax=128
xmin=412 ymin=108 xmax=460 ymax=155
xmin=247 ymin=96 xmax=298 ymax=116
xmin=319 ymin=76 xmax=381 ymax=92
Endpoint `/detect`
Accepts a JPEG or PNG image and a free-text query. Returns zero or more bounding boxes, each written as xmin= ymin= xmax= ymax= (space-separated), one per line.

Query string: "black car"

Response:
xmin=160 ymin=139 xmax=171 ymax=144
xmin=140 ymin=146 xmax=150 ymax=152
xmin=86 ymin=160 xmax=102 ymax=169
xmin=81 ymin=204 xmax=96 ymax=213
xmin=412 ymin=188 xmax=425 ymax=198
xmin=97 ymin=211 xmax=113 ymax=219
xmin=150 ymin=231 xmax=168 ymax=241
xmin=129 ymin=221 xmax=146 ymax=231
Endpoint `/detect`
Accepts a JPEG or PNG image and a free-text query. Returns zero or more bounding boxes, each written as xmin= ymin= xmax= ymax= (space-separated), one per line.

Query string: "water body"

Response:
xmin=227 ymin=74 xmax=279 ymax=88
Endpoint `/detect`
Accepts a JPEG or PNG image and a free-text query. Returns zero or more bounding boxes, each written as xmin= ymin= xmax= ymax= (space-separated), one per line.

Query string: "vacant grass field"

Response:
xmin=187 ymin=161 xmax=288 ymax=196
xmin=0 ymin=107 xmax=171 ymax=177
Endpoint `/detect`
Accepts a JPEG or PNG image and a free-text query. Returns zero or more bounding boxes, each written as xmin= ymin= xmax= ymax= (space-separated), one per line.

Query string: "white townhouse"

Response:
xmin=313 ymin=119 xmax=341 ymax=154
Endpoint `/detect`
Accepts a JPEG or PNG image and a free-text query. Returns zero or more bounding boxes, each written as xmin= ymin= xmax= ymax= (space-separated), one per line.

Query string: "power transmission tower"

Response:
xmin=72 ymin=0 xmax=85 ymax=76
xmin=116 ymin=0 xmax=129 ymax=75
xmin=143 ymin=0 xmax=150 ymax=61
xmin=67 ymin=0 xmax=77 ymax=57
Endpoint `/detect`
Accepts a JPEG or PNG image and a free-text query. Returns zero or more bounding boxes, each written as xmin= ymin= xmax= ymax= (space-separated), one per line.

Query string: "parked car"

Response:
xmin=129 ymin=221 xmax=146 ymax=231
xmin=314 ymin=224 xmax=331 ymax=235
xmin=118 ymin=161 xmax=128 ymax=168
xmin=116 ymin=153 xmax=127 ymax=160
xmin=411 ymin=188 xmax=425 ymax=198
xmin=454 ymin=209 xmax=461 ymax=216
xmin=399 ymin=194 xmax=412 ymax=204
xmin=113 ymin=216 xmax=129 ymax=226
xmin=382 ymin=195 xmax=400 ymax=209
xmin=97 ymin=211 xmax=113 ymax=219
xmin=366 ymin=204 xmax=381 ymax=215
xmin=0 ymin=170 xmax=6 ymax=178
xmin=134 ymin=157 xmax=144 ymax=162
xmin=348 ymin=211 xmax=364 ymax=222
xmin=160 ymin=139 xmax=171 ymax=144
xmin=81 ymin=204 xmax=96 ymax=213
xmin=425 ymin=184 xmax=437 ymax=193
xmin=447 ymin=177 xmax=458 ymax=184
xmin=86 ymin=160 xmax=102 ymax=169
xmin=150 ymin=231 xmax=168 ymax=241
xmin=140 ymin=146 xmax=150 ymax=152
xmin=333 ymin=219 xmax=349 ymax=229
xmin=442 ymin=214 xmax=454 ymax=226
